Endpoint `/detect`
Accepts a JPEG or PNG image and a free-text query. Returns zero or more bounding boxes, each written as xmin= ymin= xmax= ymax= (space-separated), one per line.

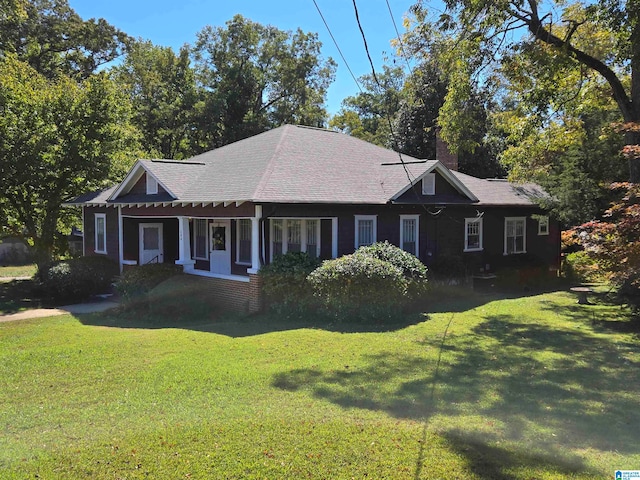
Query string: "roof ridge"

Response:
xmin=149 ymin=159 xmax=206 ymax=165
xmin=251 ymin=125 xmax=292 ymax=201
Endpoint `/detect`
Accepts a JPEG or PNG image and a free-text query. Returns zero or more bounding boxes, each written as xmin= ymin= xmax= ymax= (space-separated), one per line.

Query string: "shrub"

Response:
xmin=35 ymin=256 xmax=119 ymax=302
xmin=115 ymin=263 xmax=183 ymax=302
xmin=356 ymin=241 xmax=429 ymax=298
xmin=562 ymin=251 xmax=602 ymax=283
xmin=429 ymin=253 xmax=466 ymax=281
xmin=259 ymin=252 xmax=322 ymax=316
xmin=307 ymin=253 xmax=408 ymax=322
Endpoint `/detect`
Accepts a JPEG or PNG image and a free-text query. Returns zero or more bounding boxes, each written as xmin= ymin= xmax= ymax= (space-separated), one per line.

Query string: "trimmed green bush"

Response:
xmin=356 ymin=241 xmax=429 ymax=298
xmin=259 ymin=252 xmax=322 ymax=316
xmin=35 ymin=256 xmax=119 ymax=302
xmin=307 ymin=253 xmax=408 ymax=322
xmin=115 ymin=264 xmax=183 ymax=302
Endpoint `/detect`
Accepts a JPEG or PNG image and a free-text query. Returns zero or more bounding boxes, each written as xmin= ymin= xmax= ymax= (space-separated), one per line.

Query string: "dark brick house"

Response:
xmin=67 ymin=125 xmax=560 ymax=312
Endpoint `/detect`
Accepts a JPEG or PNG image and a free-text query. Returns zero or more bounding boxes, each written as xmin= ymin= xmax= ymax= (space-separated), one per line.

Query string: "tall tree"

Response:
xmin=410 ymin=0 xmax=640 ymax=181
xmin=190 ymin=14 xmax=336 ymax=149
xmin=0 ymin=55 xmax=141 ymax=262
xmin=0 ymin=0 xmax=130 ymax=79
xmin=113 ymin=40 xmax=199 ymax=159
xmin=330 ymin=66 xmax=405 ymax=147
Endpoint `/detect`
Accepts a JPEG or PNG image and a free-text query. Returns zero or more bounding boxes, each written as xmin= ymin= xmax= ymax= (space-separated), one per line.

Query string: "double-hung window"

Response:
xmin=354 ymin=215 xmax=377 ymax=249
xmin=236 ymin=219 xmax=252 ymax=265
xmin=306 ymin=220 xmax=319 ymax=258
xmin=504 ymin=217 xmax=526 ymax=254
xmin=400 ymin=215 xmax=419 ymax=256
xmin=464 ymin=218 xmax=483 ymax=252
xmin=193 ymin=219 xmax=208 ymax=260
xmin=95 ymin=213 xmax=106 ymax=254
xmin=270 ymin=218 xmax=321 ymax=258
xmin=538 ymin=216 xmax=549 ymax=235
xmin=287 ymin=219 xmax=302 ymax=252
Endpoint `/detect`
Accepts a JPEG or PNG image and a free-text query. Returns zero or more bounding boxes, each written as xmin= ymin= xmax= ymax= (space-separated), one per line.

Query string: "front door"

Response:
xmin=210 ymin=220 xmax=231 ymax=274
xmin=139 ymin=223 xmax=164 ymax=264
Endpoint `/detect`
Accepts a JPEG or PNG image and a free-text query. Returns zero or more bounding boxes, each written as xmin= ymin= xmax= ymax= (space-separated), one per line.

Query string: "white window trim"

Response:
xmin=504 ymin=216 xmax=527 ymax=255
xmin=354 ymin=215 xmax=377 ymax=249
xmin=422 ymin=173 xmax=435 ymax=195
xmin=94 ymin=213 xmax=107 ymax=254
xmin=192 ymin=218 xmax=209 ymax=261
xmin=146 ymin=174 xmax=158 ymax=195
xmin=236 ymin=218 xmax=252 ymax=266
xmin=399 ymin=214 xmax=420 ymax=256
xmin=270 ymin=218 xmax=322 ymax=259
xmin=538 ymin=216 xmax=549 ymax=235
xmin=464 ymin=217 xmax=483 ymax=252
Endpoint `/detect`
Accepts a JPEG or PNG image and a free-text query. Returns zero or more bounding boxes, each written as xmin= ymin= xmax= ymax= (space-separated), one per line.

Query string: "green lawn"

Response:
xmin=1 ymin=289 xmax=638 ymax=479
xmin=0 ymin=264 xmax=36 ymax=279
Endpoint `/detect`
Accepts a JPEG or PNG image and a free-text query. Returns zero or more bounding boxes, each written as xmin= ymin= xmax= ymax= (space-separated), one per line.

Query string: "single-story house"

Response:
xmin=66 ymin=124 xmax=560 ymax=312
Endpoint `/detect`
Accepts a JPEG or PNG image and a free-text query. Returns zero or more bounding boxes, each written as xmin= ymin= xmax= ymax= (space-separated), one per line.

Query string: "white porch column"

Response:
xmin=175 ymin=216 xmax=195 ymax=269
xmin=332 ymin=217 xmax=339 ymax=258
xmin=248 ymin=205 xmax=262 ymax=274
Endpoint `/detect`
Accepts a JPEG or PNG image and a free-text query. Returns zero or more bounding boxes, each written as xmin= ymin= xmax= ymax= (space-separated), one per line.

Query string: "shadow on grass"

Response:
xmin=0 ymin=279 xmax=43 ymax=314
xmin=78 ymin=306 xmax=430 ymax=336
xmin=78 ymin=282 xmax=571 ymax=336
xmin=272 ymin=310 xmax=640 ymax=472
xmin=440 ymin=430 xmax=594 ymax=480
xmin=540 ymin=288 xmax=640 ymax=337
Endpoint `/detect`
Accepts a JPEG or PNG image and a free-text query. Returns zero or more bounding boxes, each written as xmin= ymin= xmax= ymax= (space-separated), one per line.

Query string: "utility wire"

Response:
xmin=385 ymin=0 xmax=414 ymax=75
xmin=351 ymin=0 xmax=423 ymax=202
xmin=312 ymin=0 xmax=363 ymax=93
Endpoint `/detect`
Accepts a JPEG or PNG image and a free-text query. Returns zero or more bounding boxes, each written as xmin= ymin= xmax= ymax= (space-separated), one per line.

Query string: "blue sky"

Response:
xmin=68 ymin=0 xmax=423 ymax=115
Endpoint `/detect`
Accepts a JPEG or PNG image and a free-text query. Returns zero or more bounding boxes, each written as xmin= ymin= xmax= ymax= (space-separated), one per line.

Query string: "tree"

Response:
xmin=329 ymin=66 xmax=405 ymax=147
xmin=573 ymin=182 xmax=640 ymax=310
xmin=190 ymin=14 xmax=336 ymax=149
xmin=0 ymin=0 xmax=130 ymax=79
xmin=410 ymin=0 xmax=640 ymax=181
xmin=113 ymin=40 xmax=199 ymax=159
xmin=0 ymin=55 xmax=141 ymax=262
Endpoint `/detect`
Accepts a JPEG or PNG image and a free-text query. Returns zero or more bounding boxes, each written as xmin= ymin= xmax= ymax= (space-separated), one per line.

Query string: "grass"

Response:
xmin=0 ymin=264 xmax=36 ymax=279
xmin=1 ymin=287 xmax=639 ymax=479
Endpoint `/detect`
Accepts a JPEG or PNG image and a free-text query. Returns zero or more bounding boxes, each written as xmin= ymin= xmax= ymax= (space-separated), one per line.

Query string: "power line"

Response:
xmin=311 ymin=0 xmax=363 ymax=93
xmin=385 ymin=0 xmax=414 ymax=75
xmin=351 ymin=0 xmax=423 ymax=200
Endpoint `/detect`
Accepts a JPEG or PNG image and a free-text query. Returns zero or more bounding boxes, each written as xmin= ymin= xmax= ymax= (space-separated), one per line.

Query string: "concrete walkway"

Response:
xmin=0 ymin=300 xmax=119 ymax=323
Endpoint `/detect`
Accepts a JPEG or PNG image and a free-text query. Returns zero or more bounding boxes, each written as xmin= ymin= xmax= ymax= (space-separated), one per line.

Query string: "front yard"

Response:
xmin=1 ymin=289 xmax=638 ymax=479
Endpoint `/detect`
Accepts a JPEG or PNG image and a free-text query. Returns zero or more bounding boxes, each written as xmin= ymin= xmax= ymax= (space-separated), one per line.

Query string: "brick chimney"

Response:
xmin=435 ymin=128 xmax=458 ymax=171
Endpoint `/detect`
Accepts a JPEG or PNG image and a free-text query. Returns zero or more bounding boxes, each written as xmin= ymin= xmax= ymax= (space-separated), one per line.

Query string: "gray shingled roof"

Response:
xmin=67 ymin=124 xmax=546 ymax=207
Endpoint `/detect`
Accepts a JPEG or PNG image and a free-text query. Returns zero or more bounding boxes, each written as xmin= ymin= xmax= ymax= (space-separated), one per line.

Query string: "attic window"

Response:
xmin=422 ymin=173 xmax=435 ymax=195
xmin=146 ymin=174 xmax=158 ymax=195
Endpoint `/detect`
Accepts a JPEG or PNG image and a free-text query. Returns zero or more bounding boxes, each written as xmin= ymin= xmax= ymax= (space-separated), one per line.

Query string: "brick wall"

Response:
xmin=187 ymin=274 xmax=263 ymax=313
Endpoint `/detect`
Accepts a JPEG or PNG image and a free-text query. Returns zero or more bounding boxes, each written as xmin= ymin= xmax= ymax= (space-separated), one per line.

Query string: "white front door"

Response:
xmin=210 ymin=220 xmax=231 ymax=274
xmin=139 ymin=223 xmax=164 ymax=264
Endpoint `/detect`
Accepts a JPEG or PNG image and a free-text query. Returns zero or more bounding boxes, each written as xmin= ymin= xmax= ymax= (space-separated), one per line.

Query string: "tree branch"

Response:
xmin=525 ymin=0 xmax=633 ymax=121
